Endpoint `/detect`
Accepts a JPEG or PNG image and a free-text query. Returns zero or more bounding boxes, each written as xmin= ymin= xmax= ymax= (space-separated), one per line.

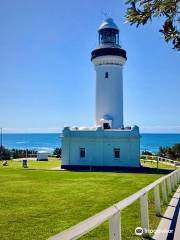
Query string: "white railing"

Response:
xmin=142 ymin=155 xmax=180 ymax=167
xmin=49 ymin=169 xmax=180 ymax=240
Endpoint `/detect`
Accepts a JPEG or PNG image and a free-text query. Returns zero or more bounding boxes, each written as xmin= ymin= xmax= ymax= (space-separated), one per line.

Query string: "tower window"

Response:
xmin=80 ymin=148 xmax=85 ymax=158
xmin=105 ymin=72 xmax=108 ymax=78
xmin=114 ymin=148 xmax=120 ymax=158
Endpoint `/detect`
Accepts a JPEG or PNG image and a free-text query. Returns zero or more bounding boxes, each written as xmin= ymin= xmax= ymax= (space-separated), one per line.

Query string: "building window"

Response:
xmin=114 ymin=148 xmax=120 ymax=158
xmin=105 ymin=72 xmax=108 ymax=78
xmin=80 ymin=148 xmax=85 ymax=158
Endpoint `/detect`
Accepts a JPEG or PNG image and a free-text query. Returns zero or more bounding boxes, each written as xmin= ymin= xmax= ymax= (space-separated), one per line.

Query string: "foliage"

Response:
xmin=158 ymin=143 xmax=180 ymax=159
xmin=142 ymin=150 xmax=153 ymax=155
xmin=0 ymin=146 xmax=11 ymax=160
xmin=0 ymin=147 xmax=38 ymax=160
xmin=53 ymin=147 xmax=61 ymax=158
xmin=172 ymin=143 xmax=180 ymax=158
xmin=125 ymin=0 xmax=180 ymax=50
xmin=11 ymin=149 xmax=37 ymax=159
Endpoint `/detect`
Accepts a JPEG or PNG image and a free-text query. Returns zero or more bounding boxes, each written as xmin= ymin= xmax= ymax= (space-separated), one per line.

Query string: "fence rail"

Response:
xmin=49 ymin=169 xmax=180 ymax=240
xmin=142 ymin=155 xmax=180 ymax=166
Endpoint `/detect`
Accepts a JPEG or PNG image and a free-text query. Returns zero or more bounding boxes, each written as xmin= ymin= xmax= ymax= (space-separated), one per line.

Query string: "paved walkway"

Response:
xmin=153 ymin=186 xmax=180 ymax=240
xmin=49 ymin=166 xmax=66 ymax=171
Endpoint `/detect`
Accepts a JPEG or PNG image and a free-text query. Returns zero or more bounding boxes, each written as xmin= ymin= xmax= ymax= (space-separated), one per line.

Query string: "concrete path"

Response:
xmin=49 ymin=166 xmax=66 ymax=171
xmin=153 ymin=186 xmax=180 ymax=240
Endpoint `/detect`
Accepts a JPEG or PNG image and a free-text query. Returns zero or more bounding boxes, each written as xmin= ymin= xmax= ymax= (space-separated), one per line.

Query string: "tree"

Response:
xmin=11 ymin=149 xmax=37 ymax=159
xmin=53 ymin=148 xmax=62 ymax=158
xmin=166 ymin=147 xmax=175 ymax=159
xmin=0 ymin=146 xmax=11 ymax=160
xmin=158 ymin=143 xmax=180 ymax=159
xmin=159 ymin=146 xmax=168 ymax=156
xmin=172 ymin=143 xmax=180 ymax=158
xmin=125 ymin=0 xmax=180 ymax=50
xmin=142 ymin=150 xmax=152 ymax=155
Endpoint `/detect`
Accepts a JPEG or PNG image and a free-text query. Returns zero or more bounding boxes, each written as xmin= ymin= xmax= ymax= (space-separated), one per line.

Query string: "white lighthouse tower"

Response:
xmin=92 ymin=18 xmax=126 ymax=129
xmin=61 ymin=18 xmax=140 ymax=170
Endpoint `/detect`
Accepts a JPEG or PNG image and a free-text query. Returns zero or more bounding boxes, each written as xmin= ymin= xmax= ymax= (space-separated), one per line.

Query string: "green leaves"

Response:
xmin=125 ymin=0 xmax=180 ymax=50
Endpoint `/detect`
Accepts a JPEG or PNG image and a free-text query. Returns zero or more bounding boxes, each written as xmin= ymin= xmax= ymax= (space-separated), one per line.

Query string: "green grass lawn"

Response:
xmin=141 ymin=159 xmax=177 ymax=170
xmin=0 ymin=159 xmax=177 ymax=240
xmin=4 ymin=157 xmax=60 ymax=170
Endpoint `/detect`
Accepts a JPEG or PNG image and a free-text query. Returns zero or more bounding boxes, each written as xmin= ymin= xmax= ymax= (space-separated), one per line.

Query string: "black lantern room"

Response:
xmin=98 ymin=18 xmax=119 ymax=45
xmin=91 ymin=18 xmax=127 ymax=61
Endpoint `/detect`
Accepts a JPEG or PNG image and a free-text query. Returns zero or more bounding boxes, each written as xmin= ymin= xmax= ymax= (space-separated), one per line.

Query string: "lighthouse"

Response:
xmin=61 ymin=18 xmax=140 ymax=170
xmin=91 ymin=18 xmax=126 ymax=129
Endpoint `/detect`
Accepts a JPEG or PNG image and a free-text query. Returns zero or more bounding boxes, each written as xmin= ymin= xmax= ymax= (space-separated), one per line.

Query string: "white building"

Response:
xmin=37 ymin=151 xmax=48 ymax=161
xmin=61 ymin=18 xmax=140 ymax=170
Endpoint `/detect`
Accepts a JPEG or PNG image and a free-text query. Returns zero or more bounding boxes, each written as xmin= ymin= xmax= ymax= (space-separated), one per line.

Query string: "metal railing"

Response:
xmin=49 ymin=169 xmax=180 ymax=240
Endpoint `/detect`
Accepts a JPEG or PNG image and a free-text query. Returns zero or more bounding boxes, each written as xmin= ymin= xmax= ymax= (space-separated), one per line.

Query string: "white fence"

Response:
xmin=49 ymin=169 xmax=180 ymax=240
xmin=142 ymin=155 xmax=180 ymax=167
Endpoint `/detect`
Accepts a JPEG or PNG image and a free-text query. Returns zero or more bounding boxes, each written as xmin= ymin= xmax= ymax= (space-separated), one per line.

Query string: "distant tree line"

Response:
xmin=158 ymin=143 xmax=180 ymax=160
xmin=142 ymin=143 xmax=180 ymax=161
xmin=0 ymin=146 xmax=62 ymax=160
xmin=11 ymin=149 xmax=37 ymax=159
xmin=0 ymin=146 xmax=37 ymax=160
xmin=142 ymin=150 xmax=153 ymax=156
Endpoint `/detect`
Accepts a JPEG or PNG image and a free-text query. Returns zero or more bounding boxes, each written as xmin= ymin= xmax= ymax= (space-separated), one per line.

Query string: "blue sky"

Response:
xmin=0 ymin=0 xmax=179 ymax=133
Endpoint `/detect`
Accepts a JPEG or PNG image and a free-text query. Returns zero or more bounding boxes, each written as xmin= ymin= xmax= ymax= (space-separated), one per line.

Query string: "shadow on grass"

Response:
xmin=20 ymin=164 xmax=174 ymax=175
xmin=60 ymin=165 xmax=173 ymax=175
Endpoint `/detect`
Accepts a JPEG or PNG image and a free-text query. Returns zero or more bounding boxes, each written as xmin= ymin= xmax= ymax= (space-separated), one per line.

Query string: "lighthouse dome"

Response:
xmin=91 ymin=17 xmax=126 ymax=61
xmin=98 ymin=18 xmax=119 ymax=32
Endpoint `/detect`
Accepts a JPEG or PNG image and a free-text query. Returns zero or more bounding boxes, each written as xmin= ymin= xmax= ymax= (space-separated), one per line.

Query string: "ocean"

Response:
xmin=2 ymin=133 xmax=180 ymax=154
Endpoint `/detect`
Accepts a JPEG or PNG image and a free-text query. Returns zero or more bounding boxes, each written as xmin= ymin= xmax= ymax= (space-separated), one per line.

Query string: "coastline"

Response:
xmin=1 ymin=133 xmax=180 ymax=154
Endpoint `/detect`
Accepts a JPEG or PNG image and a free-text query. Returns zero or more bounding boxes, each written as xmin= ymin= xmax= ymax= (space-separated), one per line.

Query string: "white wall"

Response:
xmin=95 ymin=64 xmax=124 ymax=128
xmin=62 ymin=127 xmax=140 ymax=167
xmin=37 ymin=152 xmax=48 ymax=160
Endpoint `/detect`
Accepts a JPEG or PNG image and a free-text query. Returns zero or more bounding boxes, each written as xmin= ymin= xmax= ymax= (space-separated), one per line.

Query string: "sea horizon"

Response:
xmin=1 ymin=132 xmax=180 ymax=154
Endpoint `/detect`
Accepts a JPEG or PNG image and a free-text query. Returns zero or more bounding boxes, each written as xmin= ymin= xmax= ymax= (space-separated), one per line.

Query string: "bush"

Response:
xmin=53 ymin=148 xmax=61 ymax=158
xmin=158 ymin=143 xmax=180 ymax=160
xmin=0 ymin=146 xmax=11 ymax=160
xmin=11 ymin=149 xmax=37 ymax=159
xmin=142 ymin=150 xmax=152 ymax=156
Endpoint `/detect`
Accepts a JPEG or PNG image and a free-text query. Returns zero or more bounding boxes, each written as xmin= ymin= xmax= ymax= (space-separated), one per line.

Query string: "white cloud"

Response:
xmin=2 ymin=127 xmax=61 ymax=133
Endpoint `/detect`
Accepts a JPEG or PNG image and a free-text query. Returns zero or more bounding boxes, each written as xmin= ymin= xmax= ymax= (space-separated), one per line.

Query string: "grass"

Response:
xmin=3 ymin=157 xmax=60 ymax=170
xmin=141 ymin=159 xmax=176 ymax=170
xmin=0 ymin=159 xmax=177 ymax=240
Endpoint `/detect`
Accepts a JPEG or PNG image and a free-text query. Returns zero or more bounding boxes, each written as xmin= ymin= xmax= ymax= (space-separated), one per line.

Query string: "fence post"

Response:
xmin=109 ymin=211 xmax=121 ymax=240
xmin=162 ymin=180 xmax=168 ymax=203
xmin=178 ymin=171 xmax=180 ymax=182
xmin=154 ymin=185 xmax=161 ymax=216
xmin=167 ymin=177 xmax=172 ymax=194
xmin=140 ymin=193 xmax=149 ymax=237
xmin=174 ymin=173 xmax=177 ymax=186
xmin=173 ymin=174 xmax=176 ymax=187
xmin=173 ymin=173 xmax=177 ymax=188
xmin=170 ymin=176 xmax=174 ymax=191
xmin=176 ymin=172 xmax=179 ymax=184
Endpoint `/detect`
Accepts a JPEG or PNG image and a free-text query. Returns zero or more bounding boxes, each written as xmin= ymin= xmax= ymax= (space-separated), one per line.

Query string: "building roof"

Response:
xmin=98 ymin=18 xmax=119 ymax=31
xmin=37 ymin=151 xmax=48 ymax=154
